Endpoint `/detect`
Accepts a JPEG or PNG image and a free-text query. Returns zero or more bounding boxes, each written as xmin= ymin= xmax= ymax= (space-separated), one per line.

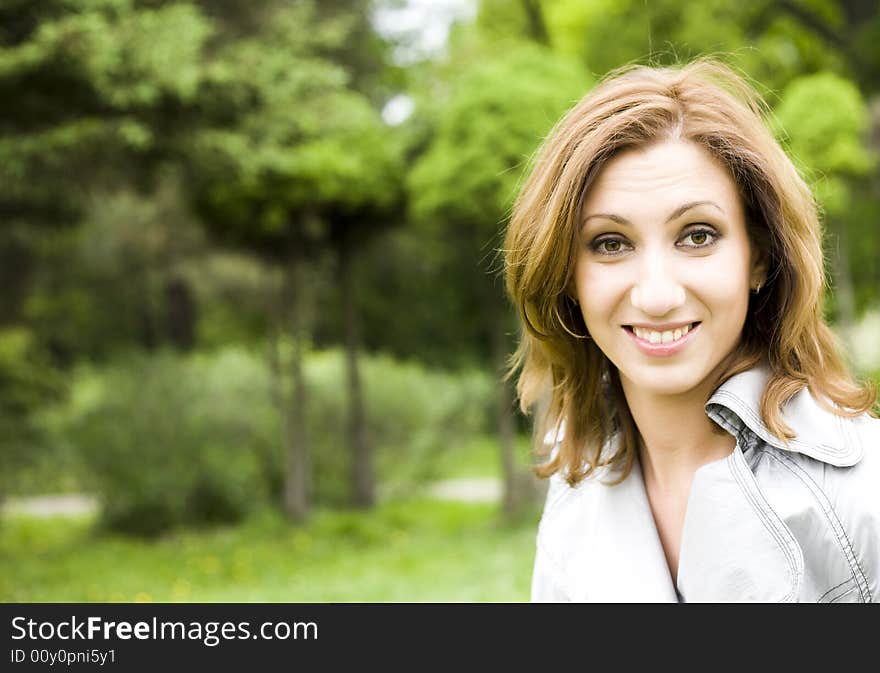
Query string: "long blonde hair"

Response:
xmin=503 ymin=58 xmax=877 ymax=486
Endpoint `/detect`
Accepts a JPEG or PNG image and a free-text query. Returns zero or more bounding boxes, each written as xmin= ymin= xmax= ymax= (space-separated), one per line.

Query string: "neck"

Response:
xmin=620 ymin=372 xmax=735 ymax=494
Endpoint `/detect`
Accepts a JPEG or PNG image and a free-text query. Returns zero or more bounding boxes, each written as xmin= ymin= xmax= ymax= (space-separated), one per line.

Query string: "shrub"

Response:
xmin=305 ymin=350 xmax=493 ymax=503
xmin=59 ymin=345 xmax=494 ymax=534
xmin=0 ymin=327 xmax=66 ymax=498
xmin=67 ymin=348 xmax=275 ymax=535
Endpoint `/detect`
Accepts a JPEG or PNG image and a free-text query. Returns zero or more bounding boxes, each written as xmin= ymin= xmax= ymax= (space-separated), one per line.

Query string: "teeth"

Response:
xmin=632 ymin=324 xmax=694 ymax=344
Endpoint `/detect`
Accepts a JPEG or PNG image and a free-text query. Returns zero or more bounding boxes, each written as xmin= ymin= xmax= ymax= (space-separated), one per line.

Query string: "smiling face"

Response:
xmin=573 ymin=139 xmax=766 ymax=398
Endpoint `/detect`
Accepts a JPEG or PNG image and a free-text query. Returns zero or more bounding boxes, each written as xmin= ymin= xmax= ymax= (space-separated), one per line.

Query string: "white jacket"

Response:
xmin=531 ymin=366 xmax=880 ymax=602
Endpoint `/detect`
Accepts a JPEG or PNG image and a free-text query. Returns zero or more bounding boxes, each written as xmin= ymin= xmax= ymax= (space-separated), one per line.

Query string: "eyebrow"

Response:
xmin=583 ymin=200 xmax=725 ymax=226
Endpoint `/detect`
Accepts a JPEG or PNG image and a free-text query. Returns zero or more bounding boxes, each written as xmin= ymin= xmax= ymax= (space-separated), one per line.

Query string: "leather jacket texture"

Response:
xmin=531 ymin=366 xmax=880 ymax=602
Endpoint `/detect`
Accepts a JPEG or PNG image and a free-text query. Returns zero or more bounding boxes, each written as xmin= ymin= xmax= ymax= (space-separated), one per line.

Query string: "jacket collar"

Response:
xmin=705 ymin=364 xmax=864 ymax=467
xmin=541 ymin=446 xmax=803 ymax=602
xmin=549 ymin=365 xmax=865 ymax=467
xmin=540 ymin=364 xmax=862 ymax=602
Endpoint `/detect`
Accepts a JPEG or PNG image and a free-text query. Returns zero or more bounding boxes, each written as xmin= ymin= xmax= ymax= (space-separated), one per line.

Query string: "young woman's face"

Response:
xmin=574 ymin=139 xmax=765 ymax=397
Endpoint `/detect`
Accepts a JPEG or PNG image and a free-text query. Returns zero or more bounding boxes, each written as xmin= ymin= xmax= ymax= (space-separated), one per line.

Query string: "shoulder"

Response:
xmin=814 ymin=415 xmax=880 ymax=601
xmin=536 ymin=462 xmax=605 ymax=540
xmin=537 ymin=432 xmax=621 ymax=530
xmin=532 ymin=437 xmax=623 ymax=602
xmin=768 ymin=411 xmax=880 ymax=506
xmin=709 ymin=365 xmax=880 ymax=599
xmin=820 ymin=415 xmax=880 ymax=568
xmin=752 ymin=411 xmax=880 ymax=525
xmin=753 ymin=413 xmax=880 ymax=601
xmin=532 ymin=466 xmax=626 ymax=603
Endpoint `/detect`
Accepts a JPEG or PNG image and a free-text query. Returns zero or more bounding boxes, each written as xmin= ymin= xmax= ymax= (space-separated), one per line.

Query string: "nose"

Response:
xmin=629 ymin=251 xmax=686 ymax=316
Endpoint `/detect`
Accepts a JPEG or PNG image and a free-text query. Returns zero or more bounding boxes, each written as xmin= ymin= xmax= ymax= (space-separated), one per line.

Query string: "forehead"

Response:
xmin=582 ymin=139 xmax=743 ymax=219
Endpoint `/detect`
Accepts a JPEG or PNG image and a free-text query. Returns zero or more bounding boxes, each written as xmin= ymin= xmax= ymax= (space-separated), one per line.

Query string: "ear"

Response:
xmin=749 ymin=245 xmax=769 ymax=292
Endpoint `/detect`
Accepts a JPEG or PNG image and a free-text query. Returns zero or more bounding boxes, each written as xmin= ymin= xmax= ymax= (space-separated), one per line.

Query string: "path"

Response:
xmin=1 ymin=494 xmax=99 ymax=518
xmin=426 ymin=477 xmax=501 ymax=503
xmin=3 ymin=478 xmax=503 ymax=518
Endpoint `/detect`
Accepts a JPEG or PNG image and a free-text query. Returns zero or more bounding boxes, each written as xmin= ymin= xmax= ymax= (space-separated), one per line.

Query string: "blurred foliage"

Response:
xmin=304 ymin=349 xmax=493 ymax=502
xmin=185 ymin=0 xmax=403 ymax=260
xmin=0 ymin=327 xmax=64 ymax=421
xmin=20 ymin=176 xmax=205 ymax=362
xmin=2 ymin=0 xmax=879 ymax=540
xmin=774 ymin=71 xmax=874 ymax=214
xmin=409 ymin=44 xmax=589 ymax=227
xmin=773 ymin=69 xmax=877 ymax=328
xmin=402 ymin=42 xmax=589 ymax=369
xmin=34 ymin=346 xmax=492 ymax=534
xmin=0 ymin=0 xmax=214 ymax=224
xmin=0 ymin=326 xmax=65 ymax=498
xmin=477 ymin=0 xmax=879 ymax=95
xmin=61 ymin=349 xmax=275 ymax=535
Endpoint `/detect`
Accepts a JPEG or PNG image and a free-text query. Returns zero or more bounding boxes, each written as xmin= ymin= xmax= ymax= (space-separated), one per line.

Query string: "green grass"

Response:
xmin=431 ymin=434 xmax=535 ymax=479
xmin=0 ymin=499 xmax=541 ymax=602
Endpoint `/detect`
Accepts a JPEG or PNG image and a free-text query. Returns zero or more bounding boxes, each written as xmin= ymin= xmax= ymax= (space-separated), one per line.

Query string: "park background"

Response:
xmin=2 ymin=0 xmax=879 ymax=602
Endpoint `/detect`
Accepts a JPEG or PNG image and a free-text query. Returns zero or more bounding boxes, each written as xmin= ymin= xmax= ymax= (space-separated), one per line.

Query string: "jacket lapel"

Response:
xmin=676 ymin=446 xmax=804 ymax=602
xmin=547 ymin=459 xmax=678 ymax=602
xmin=594 ymin=459 xmax=681 ymax=602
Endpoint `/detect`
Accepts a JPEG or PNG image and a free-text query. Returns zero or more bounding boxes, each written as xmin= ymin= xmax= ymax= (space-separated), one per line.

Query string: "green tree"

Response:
xmin=186 ymin=0 xmax=403 ymax=517
xmin=774 ymin=71 xmax=876 ymax=343
xmin=0 ymin=0 xmax=215 ymax=358
xmin=409 ymin=42 xmax=590 ymax=513
xmin=0 ymin=327 xmax=64 ymax=508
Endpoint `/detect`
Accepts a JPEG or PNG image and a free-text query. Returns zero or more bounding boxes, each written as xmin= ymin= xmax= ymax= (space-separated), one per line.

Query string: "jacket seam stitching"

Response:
xmin=727 ymin=454 xmax=800 ymax=602
xmin=830 ymin=586 xmax=858 ymax=603
xmin=710 ymin=390 xmax=843 ymax=461
xmin=817 ymin=577 xmax=854 ymax=603
xmin=707 ymin=405 xmax=745 ymax=439
xmin=759 ymin=449 xmax=871 ymax=603
xmin=835 ymin=409 xmax=862 ymax=462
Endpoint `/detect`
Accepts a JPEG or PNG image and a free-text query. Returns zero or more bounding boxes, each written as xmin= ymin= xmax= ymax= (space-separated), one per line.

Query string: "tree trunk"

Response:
xmin=265 ymin=271 xmax=288 ymax=504
xmin=136 ymin=271 xmax=158 ymax=351
xmin=339 ymin=234 xmax=374 ymax=508
xmin=520 ymin=0 xmax=550 ymax=45
xmin=164 ymin=275 xmax=197 ymax=351
xmin=283 ymin=252 xmax=310 ymax=522
xmin=486 ymin=281 xmax=521 ymax=515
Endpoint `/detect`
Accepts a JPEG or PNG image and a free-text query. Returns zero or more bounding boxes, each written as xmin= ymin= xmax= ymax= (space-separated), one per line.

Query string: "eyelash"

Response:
xmin=590 ymin=225 xmax=720 ymax=255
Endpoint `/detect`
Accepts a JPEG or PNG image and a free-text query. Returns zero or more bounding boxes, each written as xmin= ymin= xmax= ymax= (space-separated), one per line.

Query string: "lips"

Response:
xmin=625 ymin=322 xmax=700 ymax=344
xmin=623 ymin=321 xmax=701 ymax=356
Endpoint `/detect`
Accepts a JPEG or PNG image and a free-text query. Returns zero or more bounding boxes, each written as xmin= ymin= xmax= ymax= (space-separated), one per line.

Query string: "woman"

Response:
xmin=503 ymin=59 xmax=880 ymax=602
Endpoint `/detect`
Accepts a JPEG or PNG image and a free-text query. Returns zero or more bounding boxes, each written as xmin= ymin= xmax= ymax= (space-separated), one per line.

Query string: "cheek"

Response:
xmin=687 ymin=250 xmax=752 ymax=322
xmin=574 ymin=261 xmax=629 ymax=325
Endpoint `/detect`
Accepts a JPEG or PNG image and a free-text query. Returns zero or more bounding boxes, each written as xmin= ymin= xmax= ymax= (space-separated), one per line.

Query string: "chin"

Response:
xmin=618 ymin=363 xmax=715 ymax=397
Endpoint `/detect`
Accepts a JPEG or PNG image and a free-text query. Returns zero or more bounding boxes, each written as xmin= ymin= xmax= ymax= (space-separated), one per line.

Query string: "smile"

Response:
xmin=623 ymin=322 xmax=701 ymax=356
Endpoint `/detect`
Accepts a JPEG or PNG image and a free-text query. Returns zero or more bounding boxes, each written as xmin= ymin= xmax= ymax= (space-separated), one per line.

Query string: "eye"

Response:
xmin=590 ymin=235 xmax=631 ymax=255
xmin=678 ymin=226 xmax=719 ymax=249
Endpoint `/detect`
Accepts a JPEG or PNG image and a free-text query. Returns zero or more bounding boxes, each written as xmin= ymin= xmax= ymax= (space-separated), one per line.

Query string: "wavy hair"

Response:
xmin=503 ymin=57 xmax=877 ymax=486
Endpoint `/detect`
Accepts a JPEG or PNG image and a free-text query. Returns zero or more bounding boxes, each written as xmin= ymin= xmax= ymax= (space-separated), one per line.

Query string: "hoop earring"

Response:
xmin=553 ymin=303 xmax=590 ymax=340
